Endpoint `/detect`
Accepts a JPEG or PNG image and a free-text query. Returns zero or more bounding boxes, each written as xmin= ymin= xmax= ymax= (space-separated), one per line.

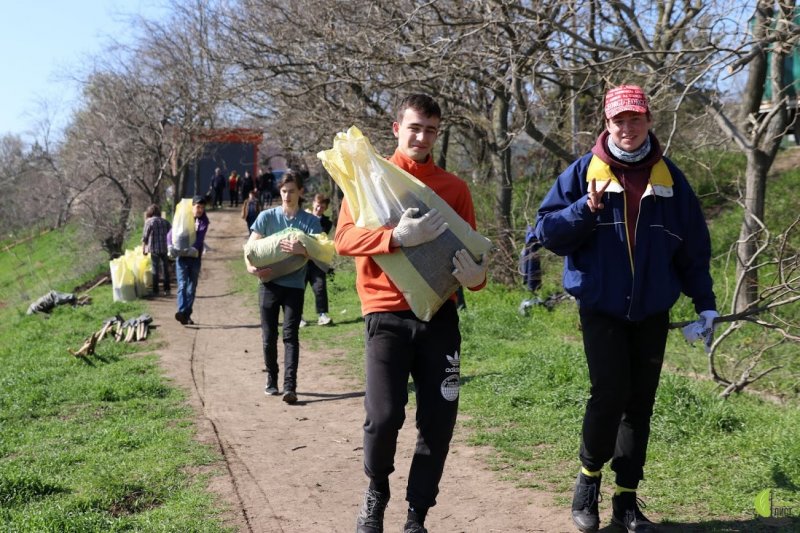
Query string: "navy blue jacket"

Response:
xmin=534 ymin=151 xmax=715 ymax=321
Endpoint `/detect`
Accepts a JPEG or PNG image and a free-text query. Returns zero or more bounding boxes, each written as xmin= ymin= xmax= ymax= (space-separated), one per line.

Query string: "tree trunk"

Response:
xmin=436 ymin=125 xmax=450 ymax=169
xmin=491 ymin=94 xmax=515 ymax=285
xmin=734 ymin=0 xmax=791 ymax=312
xmin=736 ymin=152 xmax=769 ymax=311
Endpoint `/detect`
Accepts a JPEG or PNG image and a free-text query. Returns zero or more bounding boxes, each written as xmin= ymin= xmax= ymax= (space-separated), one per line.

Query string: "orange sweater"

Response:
xmin=334 ymin=148 xmax=484 ymax=315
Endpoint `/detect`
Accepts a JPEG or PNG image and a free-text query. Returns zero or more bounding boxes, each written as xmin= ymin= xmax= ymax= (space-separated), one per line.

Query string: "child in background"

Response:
xmin=242 ymin=189 xmax=262 ymax=235
xmin=301 ymin=193 xmax=334 ymax=327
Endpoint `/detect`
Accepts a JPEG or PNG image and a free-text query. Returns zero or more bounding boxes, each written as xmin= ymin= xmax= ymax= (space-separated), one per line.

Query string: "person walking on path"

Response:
xmin=301 ymin=193 xmax=334 ymax=327
xmin=211 ymin=167 xmax=226 ymax=209
xmin=534 ymin=84 xmax=718 ymax=533
xmin=173 ymin=195 xmax=210 ymax=326
xmin=335 ymin=94 xmax=488 ymax=533
xmin=142 ymin=204 xmax=172 ymax=297
xmin=228 ymin=170 xmax=240 ymax=207
xmin=241 ymin=189 xmax=262 ymax=235
xmin=245 ymin=172 xmax=321 ymax=405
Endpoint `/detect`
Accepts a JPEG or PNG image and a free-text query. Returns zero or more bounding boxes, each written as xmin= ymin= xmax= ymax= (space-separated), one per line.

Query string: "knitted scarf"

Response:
xmin=607 ymin=135 xmax=651 ymax=163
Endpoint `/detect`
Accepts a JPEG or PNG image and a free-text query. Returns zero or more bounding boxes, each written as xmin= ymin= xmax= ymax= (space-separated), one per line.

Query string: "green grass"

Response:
xmin=0 ymin=224 xmax=108 ymax=319
xmin=1 ymin=231 xmax=231 ymax=532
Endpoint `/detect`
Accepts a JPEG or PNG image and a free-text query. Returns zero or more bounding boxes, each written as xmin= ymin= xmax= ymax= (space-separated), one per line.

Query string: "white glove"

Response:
xmin=393 ymin=207 xmax=448 ymax=247
xmin=681 ymin=310 xmax=719 ymax=353
xmin=452 ymin=250 xmax=487 ymax=289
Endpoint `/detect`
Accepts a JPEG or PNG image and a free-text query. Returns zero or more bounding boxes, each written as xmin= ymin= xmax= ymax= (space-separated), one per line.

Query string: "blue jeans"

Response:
xmin=175 ymin=257 xmax=201 ymax=318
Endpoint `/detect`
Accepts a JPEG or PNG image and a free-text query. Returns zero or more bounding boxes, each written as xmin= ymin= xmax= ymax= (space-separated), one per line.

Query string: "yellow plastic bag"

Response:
xmin=171 ymin=198 xmax=196 ymax=251
xmin=318 ymin=126 xmax=492 ymax=321
xmin=110 ymin=256 xmax=136 ymax=302
xmin=128 ymin=246 xmax=152 ymax=297
xmin=244 ymin=228 xmax=335 ymax=282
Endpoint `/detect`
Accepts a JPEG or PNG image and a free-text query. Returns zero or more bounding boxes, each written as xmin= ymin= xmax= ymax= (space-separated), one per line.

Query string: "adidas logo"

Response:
xmin=446 ymin=350 xmax=460 ymax=368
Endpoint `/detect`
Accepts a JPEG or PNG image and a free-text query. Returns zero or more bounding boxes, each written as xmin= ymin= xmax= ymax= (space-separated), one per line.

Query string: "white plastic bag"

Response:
xmin=171 ymin=198 xmax=196 ymax=251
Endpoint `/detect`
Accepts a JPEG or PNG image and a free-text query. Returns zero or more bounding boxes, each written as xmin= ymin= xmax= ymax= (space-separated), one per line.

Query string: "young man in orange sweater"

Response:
xmin=335 ymin=94 xmax=488 ymax=533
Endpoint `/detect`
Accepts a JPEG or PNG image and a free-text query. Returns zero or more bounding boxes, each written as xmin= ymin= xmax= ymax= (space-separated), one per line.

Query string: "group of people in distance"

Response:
xmin=208 ymin=166 xmax=279 ymax=210
xmin=143 ymin=86 xmax=717 ymax=533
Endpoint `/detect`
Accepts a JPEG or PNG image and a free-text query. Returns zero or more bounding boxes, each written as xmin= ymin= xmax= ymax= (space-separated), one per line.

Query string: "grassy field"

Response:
xmin=1 ymin=229 xmax=231 ymax=531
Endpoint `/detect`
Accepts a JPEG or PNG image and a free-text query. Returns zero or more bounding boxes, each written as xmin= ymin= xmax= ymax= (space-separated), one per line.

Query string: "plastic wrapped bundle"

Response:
xmin=318 ymin=126 xmax=492 ymax=321
xmin=110 ymin=257 xmax=136 ymax=302
xmin=244 ymin=227 xmax=335 ymax=282
xmin=171 ymin=198 xmax=196 ymax=250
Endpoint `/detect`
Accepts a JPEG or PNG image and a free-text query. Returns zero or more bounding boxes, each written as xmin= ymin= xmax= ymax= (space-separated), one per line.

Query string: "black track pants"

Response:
xmin=578 ymin=309 xmax=669 ymax=489
xmin=362 ymin=300 xmax=461 ymax=509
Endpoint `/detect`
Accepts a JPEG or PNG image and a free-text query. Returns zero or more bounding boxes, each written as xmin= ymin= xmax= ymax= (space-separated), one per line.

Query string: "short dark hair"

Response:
xmin=396 ymin=94 xmax=441 ymax=123
xmin=277 ymin=170 xmax=302 ymax=190
xmin=145 ymin=204 xmax=160 ymax=218
xmin=313 ymin=193 xmax=330 ymax=207
xmin=277 ymin=171 xmax=305 ymax=205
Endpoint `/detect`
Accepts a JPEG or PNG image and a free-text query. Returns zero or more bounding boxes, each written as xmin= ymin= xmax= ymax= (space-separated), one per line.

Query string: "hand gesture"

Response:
xmin=452 ymin=250 xmax=487 ymax=289
xmin=393 ymin=207 xmax=448 ymax=247
xmin=587 ymin=179 xmax=610 ymax=213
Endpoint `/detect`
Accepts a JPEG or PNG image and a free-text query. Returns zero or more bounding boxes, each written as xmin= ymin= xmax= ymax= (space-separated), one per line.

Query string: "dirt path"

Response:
xmin=146 ymin=208 xmax=577 ymax=533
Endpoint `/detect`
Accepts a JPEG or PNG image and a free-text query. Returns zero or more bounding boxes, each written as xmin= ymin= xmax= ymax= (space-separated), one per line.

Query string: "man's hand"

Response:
xmin=587 ymin=179 xmax=611 ymax=213
xmin=247 ymin=263 xmax=273 ymax=281
xmin=681 ymin=309 xmax=720 ymax=353
xmin=280 ymin=238 xmax=307 ymax=256
xmin=393 ymin=207 xmax=448 ymax=247
xmin=452 ymin=250 xmax=487 ymax=289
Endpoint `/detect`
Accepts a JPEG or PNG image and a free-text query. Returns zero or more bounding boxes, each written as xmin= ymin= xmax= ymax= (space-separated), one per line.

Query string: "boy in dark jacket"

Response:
xmin=535 ymin=85 xmax=718 ymax=533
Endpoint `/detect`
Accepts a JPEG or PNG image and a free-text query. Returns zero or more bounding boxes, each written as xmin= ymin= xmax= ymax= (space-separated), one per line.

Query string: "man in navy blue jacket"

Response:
xmin=535 ymin=85 xmax=718 ymax=533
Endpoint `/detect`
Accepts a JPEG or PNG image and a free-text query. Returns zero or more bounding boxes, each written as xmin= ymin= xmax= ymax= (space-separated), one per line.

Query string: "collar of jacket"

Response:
xmin=585 ymin=155 xmax=674 ymax=198
xmin=390 ymin=148 xmax=438 ymax=179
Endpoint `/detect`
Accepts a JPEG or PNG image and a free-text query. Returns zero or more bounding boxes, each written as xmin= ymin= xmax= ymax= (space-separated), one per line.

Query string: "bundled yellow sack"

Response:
xmin=110 ymin=256 xmax=136 ymax=302
xmin=127 ymin=246 xmax=152 ymax=297
xmin=317 ymin=126 xmax=492 ymax=321
xmin=244 ymin=227 xmax=335 ymax=282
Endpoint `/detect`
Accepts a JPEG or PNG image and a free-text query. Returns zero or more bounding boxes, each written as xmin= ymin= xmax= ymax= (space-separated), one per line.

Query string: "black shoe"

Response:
xmin=282 ymin=390 xmax=297 ymax=404
xmin=571 ymin=471 xmax=601 ymax=532
xmin=186 ymin=318 xmax=195 ymax=325
xmin=265 ymin=375 xmax=280 ymax=396
xmin=356 ymin=488 xmax=389 ymax=533
xmin=403 ymin=519 xmax=428 ymax=533
xmin=611 ymin=492 xmax=657 ymax=532
xmin=174 ymin=311 xmax=188 ymax=325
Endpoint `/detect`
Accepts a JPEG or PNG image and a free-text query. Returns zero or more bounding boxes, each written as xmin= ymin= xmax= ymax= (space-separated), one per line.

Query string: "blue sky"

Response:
xmin=0 ymin=0 xmax=167 ymax=141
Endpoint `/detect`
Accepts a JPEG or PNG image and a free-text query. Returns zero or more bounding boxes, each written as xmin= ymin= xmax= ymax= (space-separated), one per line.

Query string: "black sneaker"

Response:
xmin=611 ymin=492 xmax=657 ymax=532
xmin=174 ymin=311 xmax=188 ymax=325
xmin=356 ymin=488 xmax=389 ymax=533
xmin=403 ymin=519 xmax=428 ymax=533
xmin=571 ymin=471 xmax=601 ymax=532
xmin=282 ymin=390 xmax=298 ymax=404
